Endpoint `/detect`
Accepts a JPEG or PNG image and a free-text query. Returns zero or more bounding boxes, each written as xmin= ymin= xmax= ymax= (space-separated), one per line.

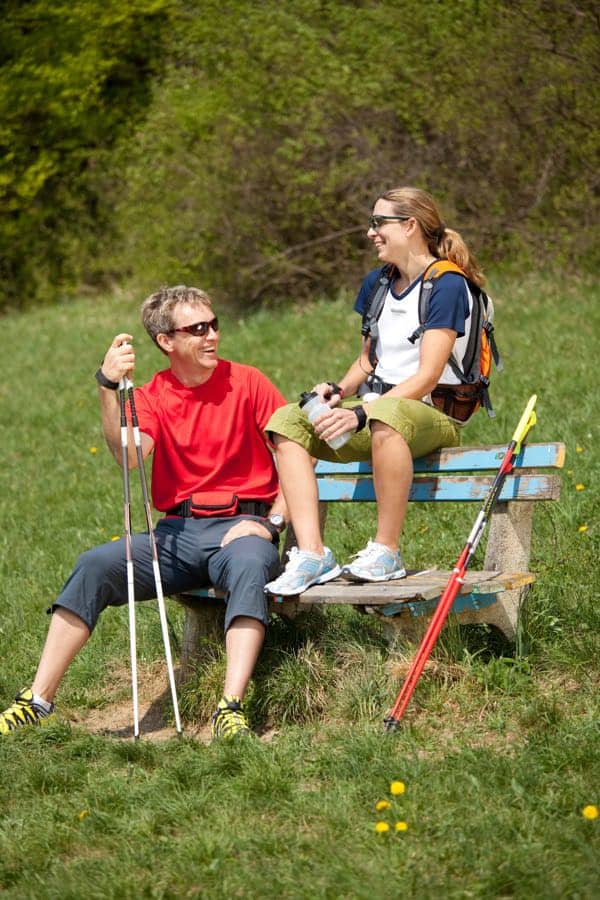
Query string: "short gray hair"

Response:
xmin=141 ymin=285 xmax=214 ymax=346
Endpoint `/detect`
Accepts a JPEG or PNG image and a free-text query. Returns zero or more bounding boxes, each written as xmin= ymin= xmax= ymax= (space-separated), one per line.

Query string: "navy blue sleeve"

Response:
xmin=353 ymin=267 xmax=384 ymax=316
xmin=424 ymin=273 xmax=470 ymax=337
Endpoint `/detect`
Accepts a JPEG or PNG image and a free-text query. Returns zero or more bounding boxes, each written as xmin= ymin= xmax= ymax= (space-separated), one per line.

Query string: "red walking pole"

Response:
xmin=384 ymin=395 xmax=538 ymax=732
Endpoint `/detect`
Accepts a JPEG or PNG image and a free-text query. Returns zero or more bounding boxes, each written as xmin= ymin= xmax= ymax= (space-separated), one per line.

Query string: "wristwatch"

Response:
xmin=262 ymin=513 xmax=286 ymax=542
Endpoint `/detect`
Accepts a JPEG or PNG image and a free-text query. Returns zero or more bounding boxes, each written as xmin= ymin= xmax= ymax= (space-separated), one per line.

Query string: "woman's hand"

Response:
xmin=312 ymin=381 xmax=343 ymax=408
xmin=311 ymin=405 xmax=361 ymax=444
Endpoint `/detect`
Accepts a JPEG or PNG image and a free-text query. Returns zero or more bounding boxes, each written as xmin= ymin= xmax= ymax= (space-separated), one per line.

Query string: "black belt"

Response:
xmin=166 ymin=499 xmax=270 ymax=518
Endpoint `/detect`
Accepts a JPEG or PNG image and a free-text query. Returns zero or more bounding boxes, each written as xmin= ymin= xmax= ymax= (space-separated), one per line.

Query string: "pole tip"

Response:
xmin=383 ymin=716 xmax=401 ymax=734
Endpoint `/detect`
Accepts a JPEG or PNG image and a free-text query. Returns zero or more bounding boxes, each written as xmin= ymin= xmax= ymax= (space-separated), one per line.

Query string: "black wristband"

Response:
xmin=326 ymin=381 xmax=344 ymax=399
xmin=95 ymin=367 xmax=119 ymax=390
xmin=354 ymin=406 xmax=368 ymax=432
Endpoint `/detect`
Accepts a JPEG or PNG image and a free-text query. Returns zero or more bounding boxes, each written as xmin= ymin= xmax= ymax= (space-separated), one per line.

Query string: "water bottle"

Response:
xmin=299 ymin=392 xmax=352 ymax=450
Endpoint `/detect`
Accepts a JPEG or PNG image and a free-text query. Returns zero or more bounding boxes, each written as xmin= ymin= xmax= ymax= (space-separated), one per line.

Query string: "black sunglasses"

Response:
xmin=368 ymin=214 xmax=410 ymax=230
xmin=172 ymin=316 xmax=219 ymax=337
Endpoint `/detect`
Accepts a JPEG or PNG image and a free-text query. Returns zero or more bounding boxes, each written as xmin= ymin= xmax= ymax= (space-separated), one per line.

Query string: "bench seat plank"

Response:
xmin=268 ymin=569 xmax=535 ymax=606
xmin=178 ymin=569 xmax=535 ymax=608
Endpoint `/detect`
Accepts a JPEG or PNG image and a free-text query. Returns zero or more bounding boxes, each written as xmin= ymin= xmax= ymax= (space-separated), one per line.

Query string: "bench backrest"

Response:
xmin=315 ymin=442 xmax=565 ymax=504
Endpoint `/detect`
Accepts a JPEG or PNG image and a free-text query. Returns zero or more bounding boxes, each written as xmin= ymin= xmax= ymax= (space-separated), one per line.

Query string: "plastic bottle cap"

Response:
xmin=299 ymin=391 xmax=317 ymax=407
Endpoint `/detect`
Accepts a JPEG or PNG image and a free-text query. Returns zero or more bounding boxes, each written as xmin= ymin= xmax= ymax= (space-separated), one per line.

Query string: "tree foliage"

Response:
xmin=0 ymin=0 xmax=172 ymax=308
xmin=1 ymin=0 xmax=598 ymax=311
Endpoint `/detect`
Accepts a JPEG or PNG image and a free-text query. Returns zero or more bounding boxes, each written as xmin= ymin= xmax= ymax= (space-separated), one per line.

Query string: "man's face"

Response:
xmin=164 ymin=302 xmax=220 ymax=373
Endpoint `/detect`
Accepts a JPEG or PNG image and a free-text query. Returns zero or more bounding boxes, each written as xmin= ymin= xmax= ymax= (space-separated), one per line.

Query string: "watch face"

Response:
xmin=269 ymin=514 xmax=285 ymax=531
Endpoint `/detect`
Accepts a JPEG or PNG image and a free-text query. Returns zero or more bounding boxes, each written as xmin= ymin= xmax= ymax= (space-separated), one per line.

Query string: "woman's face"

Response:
xmin=367 ymin=199 xmax=411 ymax=264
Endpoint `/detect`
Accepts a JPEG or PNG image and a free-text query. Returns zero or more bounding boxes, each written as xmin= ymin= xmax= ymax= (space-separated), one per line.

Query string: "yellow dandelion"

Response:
xmin=578 ymin=525 xmax=588 ymax=533
xmin=582 ymin=805 xmax=598 ymax=820
xmin=576 ymin=445 xmax=583 ymax=453
xmin=89 ymin=446 xmax=97 ymax=454
xmin=395 ymin=821 xmax=409 ymax=832
xmin=575 ymin=483 xmax=585 ymax=491
xmin=375 ymin=799 xmax=391 ymax=811
xmin=390 ymin=781 xmax=406 ymax=796
xmin=111 ymin=535 xmax=121 ymax=542
xmin=78 ymin=810 xmax=89 ymax=821
xmin=375 ymin=821 xmax=390 ymax=834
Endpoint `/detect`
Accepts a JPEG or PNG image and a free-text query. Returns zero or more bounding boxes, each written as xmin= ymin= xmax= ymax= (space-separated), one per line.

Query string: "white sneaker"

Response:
xmin=341 ymin=540 xmax=406 ymax=583
xmin=265 ymin=547 xmax=341 ymax=596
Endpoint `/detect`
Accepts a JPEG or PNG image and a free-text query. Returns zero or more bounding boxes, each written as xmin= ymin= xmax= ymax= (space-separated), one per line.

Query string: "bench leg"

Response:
xmin=457 ymin=500 xmax=534 ymax=641
xmin=179 ymin=600 xmax=225 ymax=682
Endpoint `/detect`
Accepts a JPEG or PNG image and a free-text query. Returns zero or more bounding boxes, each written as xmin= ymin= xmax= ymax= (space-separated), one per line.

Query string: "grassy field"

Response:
xmin=0 ymin=271 xmax=598 ymax=899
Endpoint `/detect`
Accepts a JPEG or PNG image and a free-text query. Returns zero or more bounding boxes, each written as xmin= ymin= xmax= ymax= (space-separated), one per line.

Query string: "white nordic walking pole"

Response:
xmin=119 ymin=376 xmax=140 ymax=740
xmin=125 ymin=378 xmax=183 ymax=737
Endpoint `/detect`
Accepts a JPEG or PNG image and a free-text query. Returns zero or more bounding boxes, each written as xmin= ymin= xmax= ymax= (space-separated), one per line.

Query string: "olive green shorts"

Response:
xmin=266 ymin=397 xmax=460 ymax=463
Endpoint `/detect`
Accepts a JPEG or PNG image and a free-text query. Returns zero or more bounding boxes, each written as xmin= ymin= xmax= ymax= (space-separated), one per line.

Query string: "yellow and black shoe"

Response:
xmin=0 ymin=689 xmax=55 ymax=736
xmin=211 ymin=695 xmax=251 ymax=741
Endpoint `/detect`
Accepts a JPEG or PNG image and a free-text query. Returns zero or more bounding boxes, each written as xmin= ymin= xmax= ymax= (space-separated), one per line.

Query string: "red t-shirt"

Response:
xmin=132 ymin=359 xmax=286 ymax=511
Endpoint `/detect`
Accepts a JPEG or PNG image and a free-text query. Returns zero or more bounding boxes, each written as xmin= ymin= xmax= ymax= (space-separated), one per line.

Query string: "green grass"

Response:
xmin=0 ymin=272 xmax=598 ymax=898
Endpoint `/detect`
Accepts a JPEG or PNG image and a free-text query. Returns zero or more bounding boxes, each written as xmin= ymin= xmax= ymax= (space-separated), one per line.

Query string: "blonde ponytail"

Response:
xmin=379 ymin=187 xmax=485 ymax=287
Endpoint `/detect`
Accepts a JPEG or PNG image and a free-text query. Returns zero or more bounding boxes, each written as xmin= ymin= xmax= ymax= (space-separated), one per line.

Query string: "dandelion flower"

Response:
xmin=375 ymin=821 xmax=390 ymax=834
xmin=78 ymin=810 xmax=89 ymax=821
xmin=375 ymin=800 xmax=391 ymax=811
xmin=575 ymin=483 xmax=585 ymax=491
xmin=111 ymin=535 xmax=121 ymax=542
xmin=390 ymin=781 xmax=406 ymax=796
xmin=89 ymin=447 xmax=97 ymax=454
xmin=395 ymin=821 xmax=409 ymax=832
xmin=578 ymin=525 xmax=588 ymax=533
xmin=576 ymin=445 xmax=583 ymax=453
xmin=582 ymin=805 xmax=598 ymax=820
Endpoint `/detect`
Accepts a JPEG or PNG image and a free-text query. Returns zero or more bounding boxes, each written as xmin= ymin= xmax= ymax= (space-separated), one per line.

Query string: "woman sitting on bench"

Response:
xmin=265 ymin=185 xmax=485 ymax=594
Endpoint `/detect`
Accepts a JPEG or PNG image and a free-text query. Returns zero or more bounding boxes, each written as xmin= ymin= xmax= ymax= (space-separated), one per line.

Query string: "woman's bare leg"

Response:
xmin=370 ymin=421 xmax=412 ymax=550
xmin=274 ymin=436 xmax=325 ymax=554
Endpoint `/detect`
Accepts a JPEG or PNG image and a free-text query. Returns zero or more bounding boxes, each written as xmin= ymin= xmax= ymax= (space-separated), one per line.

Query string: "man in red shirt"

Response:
xmin=0 ymin=286 xmax=287 ymax=740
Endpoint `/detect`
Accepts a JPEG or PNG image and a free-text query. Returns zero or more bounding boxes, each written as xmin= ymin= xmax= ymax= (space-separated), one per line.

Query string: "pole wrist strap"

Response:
xmin=95 ymin=367 xmax=119 ymax=390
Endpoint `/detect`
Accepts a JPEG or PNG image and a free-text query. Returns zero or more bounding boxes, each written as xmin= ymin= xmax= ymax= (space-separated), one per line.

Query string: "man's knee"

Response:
xmin=226 ymin=537 xmax=280 ymax=580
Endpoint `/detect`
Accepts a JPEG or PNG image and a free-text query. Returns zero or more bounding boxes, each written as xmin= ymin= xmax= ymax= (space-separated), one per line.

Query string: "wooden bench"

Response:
xmin=176 ymin=441 xmax=565 ymax=677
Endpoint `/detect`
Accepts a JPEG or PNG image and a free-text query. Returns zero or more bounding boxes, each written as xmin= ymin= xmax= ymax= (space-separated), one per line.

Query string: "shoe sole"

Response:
xmin=0 ymin=712 xmax=56 ymax=736
xmin=265 ymin=564 xmax=342 ymax=597
xmin=340 ymin=567 xmax=406 ymax=583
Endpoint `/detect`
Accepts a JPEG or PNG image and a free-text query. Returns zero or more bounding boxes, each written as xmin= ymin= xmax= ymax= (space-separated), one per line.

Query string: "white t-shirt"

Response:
xmin=371 ymin=272 xmax=472 ymax=390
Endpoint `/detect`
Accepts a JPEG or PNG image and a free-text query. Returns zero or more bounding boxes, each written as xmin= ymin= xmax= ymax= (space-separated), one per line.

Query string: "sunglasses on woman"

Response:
xmin=368 ymin=215 xmax=410 ymax=230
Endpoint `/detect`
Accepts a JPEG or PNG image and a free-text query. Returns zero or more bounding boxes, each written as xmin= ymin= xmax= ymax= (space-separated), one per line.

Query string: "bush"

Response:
xmin=2 ymin=0 xmax=598 ymax=310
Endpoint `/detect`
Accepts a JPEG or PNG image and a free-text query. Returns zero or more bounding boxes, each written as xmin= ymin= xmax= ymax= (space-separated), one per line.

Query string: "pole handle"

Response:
xmin=511 ymin=394 xmax=537 ymax=453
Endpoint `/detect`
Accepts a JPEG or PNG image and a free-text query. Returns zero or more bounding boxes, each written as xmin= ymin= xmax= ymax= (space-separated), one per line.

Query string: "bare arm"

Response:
xmin=308 ymin=328 xmax=457 ymax=446
xmin=312 ymin=338 xmax=372 ymax=405
xmin=97 ymin=333 xmax=154 ymax=468
xmin=380 ymin=328 xmax=457 ymax=401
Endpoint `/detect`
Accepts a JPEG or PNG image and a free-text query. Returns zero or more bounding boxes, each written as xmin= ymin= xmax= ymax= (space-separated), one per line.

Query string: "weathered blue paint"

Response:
xmin=315 ymin=442 xmax=564 ymax=476
xmin=378 ymin=591 xmax=501 ymax=618
xmin=317 ymin=473 xmax=559 ymax=503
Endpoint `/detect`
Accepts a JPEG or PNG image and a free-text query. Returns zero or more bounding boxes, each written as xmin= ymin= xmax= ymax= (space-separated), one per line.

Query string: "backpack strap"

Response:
xmin=407 ymin=260 xmax=465 ymax=345
xmin=408 ymin=260 xmax=499 ymax=418
xmin=360 ymin=265 xmax=395 ymax=369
